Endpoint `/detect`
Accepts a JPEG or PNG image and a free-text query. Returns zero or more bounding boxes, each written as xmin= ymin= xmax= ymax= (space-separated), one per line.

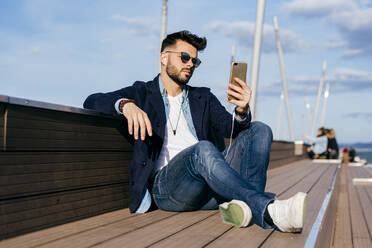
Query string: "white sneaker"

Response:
xmin=267 ymin=192 xmax=307 ymax=233
xmin=219 ymin=200 xmax=252 ymax=228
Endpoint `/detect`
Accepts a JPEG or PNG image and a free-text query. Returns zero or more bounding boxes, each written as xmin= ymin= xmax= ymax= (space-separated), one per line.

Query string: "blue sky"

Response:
xmin=1 ymin=0 xmax=372 ymax=143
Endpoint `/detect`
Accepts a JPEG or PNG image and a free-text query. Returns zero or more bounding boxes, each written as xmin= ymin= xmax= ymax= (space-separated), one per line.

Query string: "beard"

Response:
xmin=166 ymin=63 xmax=193 ymax=86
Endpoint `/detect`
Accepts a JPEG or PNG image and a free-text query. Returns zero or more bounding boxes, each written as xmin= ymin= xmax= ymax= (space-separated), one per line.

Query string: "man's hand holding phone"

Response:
xmin=226 ymin=77 xmax=252 ymax=117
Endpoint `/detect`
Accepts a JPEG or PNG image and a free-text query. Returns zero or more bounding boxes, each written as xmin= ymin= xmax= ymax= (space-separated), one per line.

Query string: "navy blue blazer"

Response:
xmin=83 ymin=75 xmax=251 ymax=212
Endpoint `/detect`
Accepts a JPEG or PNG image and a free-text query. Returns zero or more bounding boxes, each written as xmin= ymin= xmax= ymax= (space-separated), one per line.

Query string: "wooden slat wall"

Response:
xmin=0 ymin=104 xmax=133 ymax=239
xmin=0 ymin=103 xmax=5 ymax=150
xmin=4 ymin=105 xmax=133 ymax=151
xmin=269 ymin=141 xmax=306 ymax=169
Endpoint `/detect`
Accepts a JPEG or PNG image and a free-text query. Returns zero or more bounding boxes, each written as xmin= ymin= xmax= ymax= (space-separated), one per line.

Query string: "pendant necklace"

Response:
xmin=168 ymin=88 xmax=189 ymax=135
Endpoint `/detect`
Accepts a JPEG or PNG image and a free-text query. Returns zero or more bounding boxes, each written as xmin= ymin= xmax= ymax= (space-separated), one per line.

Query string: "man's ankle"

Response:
xmin=264 ymin=206 xmax=274 ymax=226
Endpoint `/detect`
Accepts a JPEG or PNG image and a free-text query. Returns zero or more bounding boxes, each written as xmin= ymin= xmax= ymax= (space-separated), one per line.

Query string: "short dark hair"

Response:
xmin=161 ymin=30 xmax=207 ymax=52
xmin=318 ymin=127 xmax=326 ymax=136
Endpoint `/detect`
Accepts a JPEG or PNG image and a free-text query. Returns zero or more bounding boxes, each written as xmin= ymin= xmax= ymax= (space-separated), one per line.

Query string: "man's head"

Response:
xmin=160 ymin=30 xmax=207 ymax=86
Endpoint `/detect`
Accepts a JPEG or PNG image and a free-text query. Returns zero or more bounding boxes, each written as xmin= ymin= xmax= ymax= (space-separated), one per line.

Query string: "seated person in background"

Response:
xmin=348 ymin=148 xmax=356 ymax=162
xmin=342 ymin=148 xmax=350 ymax=163
xmin=325 ymin=128 xmax=339 ymax=159
xmin=302 ymin=127 xmax=328 ymax=159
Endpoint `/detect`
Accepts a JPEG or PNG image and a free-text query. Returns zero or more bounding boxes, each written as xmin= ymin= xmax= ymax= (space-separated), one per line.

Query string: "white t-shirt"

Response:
xmin=155 ymin=93 xmax=198 ymax=171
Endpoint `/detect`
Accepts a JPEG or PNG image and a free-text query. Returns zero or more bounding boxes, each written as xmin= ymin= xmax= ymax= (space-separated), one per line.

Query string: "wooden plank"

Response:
xmin=206 ymin=224 xmax=272 ymax=248
xmin=266 ymin=162 xmax=321 ymax=195
xmin=149 ymin=213 xmax=231 ymax=248
xmin=270 ymin=150 xmax=295 ymax=160
xmin=0 ymin=199 xmax=129 ymax=243
xmin=259 ymin=164 xmax=337 ymax=247
xmin=350 ymin=167 xmax=372 ymax=246
xmin=332 ymin=164 xmax=353 ymax=248
xmin=0 ymin=166 xmax=126 ymax=185
xmin=313 ymin=164 xmax=340 ymax=248
xmin=269 ymin=156 xmax=304 ymax=170
xmin=347 ymin=166 xmax=372 ymax=247
xmin=90 ymin=211 xmax=216 ymax=248
xmin=267 ymin=159 xmax=310 ymax=178
xmin=270 ymin=142 xmax=294 ymax=151
xmin=0 ymin=159 xmax=130 ymax=176
xmin=4 ymin=105 xmax=134 ymax=151
xmin=6 ymin=105 xmax=124 ymax=135
xmin=0 ymin=209 xmax=131 ymax=248
xmin=0 ymin=103 xmax=5 ymax=150
xmin=353 ymin=238 xmax=372 ymax=248
xmin=267 ymin=160 xmax=314 ymax=187
xmin=0 ymin=151 xmax=132 ymax=166
xmin=1 ymin=196 xmax=128 ymax=239
xmin=0 ymin=184 xmax=128 ymax=218
xmin=7 ymin=127 xmax=128 ymax=143
xmin=0 ymin=172 xmax=128 ymax=199
xmin=25 ymin=210 xmax=182 ymax=248
xmin=6 ymin=136 xmax=131 ymax=151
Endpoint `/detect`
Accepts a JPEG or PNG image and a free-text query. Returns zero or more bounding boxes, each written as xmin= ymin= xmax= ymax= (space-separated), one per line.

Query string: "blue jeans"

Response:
xmin=151 ymin=121 xmax=275 ymax=228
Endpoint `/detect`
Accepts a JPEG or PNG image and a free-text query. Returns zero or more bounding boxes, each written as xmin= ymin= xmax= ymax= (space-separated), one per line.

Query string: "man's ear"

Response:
xmin=160 ymin=53 xmax=167 ymax=66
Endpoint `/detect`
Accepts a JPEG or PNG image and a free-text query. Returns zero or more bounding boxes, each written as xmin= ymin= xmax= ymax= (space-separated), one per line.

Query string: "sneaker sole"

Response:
xmin=292 ymin=192 xmax=307 ymax=233
xmin=219 ymin=200 xmax=252 ymax=228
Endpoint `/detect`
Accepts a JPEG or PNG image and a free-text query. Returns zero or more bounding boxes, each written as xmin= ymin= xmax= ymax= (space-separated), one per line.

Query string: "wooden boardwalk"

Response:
xmin=2 ymin=159 xmax=356 ymax=248
xmin=331 ymin=164 xmax=372 ymax=248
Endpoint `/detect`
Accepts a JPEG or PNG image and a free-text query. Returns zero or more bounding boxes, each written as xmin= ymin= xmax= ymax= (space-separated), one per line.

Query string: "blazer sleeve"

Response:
xmin=83 ymin=82 xmax=144 ymax=116
xmin=207 ymin=90 xmax=251 ymax=138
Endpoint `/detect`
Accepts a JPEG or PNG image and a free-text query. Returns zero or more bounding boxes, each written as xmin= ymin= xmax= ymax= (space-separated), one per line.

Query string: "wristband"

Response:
xmin=119 ymin=99 xmax=135 ymax=113
xmin=235 ymin=106 xmax=249 ymax=118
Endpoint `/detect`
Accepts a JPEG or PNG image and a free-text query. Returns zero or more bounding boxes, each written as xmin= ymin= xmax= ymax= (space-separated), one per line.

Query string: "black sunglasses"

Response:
xmin=165 ymin=51 xmax=201 ymax=68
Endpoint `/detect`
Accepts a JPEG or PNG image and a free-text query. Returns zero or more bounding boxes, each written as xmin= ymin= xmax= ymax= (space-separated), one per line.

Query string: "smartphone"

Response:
xmin=228 ymin=62 xmax=248 ymax=101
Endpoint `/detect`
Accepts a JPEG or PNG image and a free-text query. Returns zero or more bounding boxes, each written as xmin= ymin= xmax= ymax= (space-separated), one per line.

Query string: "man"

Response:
xmin=84 ymin=30 xmax=307 ymax=232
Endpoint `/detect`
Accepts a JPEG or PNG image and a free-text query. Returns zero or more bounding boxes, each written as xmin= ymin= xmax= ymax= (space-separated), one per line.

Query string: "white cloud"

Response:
xmin=30 ymin=46 xmax=41 ymax=54
xmin=109 ymin=14 xmax=160 ymax=36
xmin=283 ymin=0 xmax=357 ymax=17
xmin=283 ymin=0 xmax=372 ymax=57
xmin=203 ymin=20 xmax=313 ymax=53
xmin=261 ymin=67 xmax=372 ymax=96
xmin=332 ymin=67 xmax=369 ymax=77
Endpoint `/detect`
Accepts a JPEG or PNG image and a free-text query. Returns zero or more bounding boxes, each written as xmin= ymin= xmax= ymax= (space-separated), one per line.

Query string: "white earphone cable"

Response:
xmin=225 ymin=110 xmax=235 ymax=158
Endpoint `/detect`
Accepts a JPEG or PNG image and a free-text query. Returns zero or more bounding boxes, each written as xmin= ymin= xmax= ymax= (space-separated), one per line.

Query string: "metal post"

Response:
xmin=320 ymin=82 xmax=330 ymax=127
xmin=249 ymin=0 xmax=266 ymax=120
xmin=159 ymin=0 xmax=168 ymax=71
xmin=273 ymin=16 xmax=295 ymax=140
xmin=312 ymin=60 xmax=327 ymax=136
xmin=231 ymin=44 xmax=236 ymax=65
xmin=275 ymin=92 xmax=284 ymax=140
xmin=305 ymin=98 xmax=312 ymax=135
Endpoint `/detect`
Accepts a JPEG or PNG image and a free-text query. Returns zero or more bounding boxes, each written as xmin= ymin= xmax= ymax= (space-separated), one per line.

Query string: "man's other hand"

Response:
xmin=226 ymin=77 xmax=252 ymax=114
xmin=122 ymin=102 xmax=153 ymax=140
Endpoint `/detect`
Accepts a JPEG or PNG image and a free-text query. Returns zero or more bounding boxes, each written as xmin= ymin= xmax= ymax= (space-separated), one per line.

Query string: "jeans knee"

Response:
xmin=193 ymin=140 xmax=218 ymax=169
xmin=250 ymin=121 xmax=273 ymax=142
xmin=195 ymin=140 xmax=215 ymax=152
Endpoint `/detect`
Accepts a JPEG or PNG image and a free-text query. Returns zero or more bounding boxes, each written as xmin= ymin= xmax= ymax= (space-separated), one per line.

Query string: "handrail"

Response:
xmin=0 ymin=94 xmax=119 ymax=119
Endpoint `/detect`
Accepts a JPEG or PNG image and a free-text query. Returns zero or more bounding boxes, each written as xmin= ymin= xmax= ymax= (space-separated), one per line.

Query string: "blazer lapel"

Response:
xmin=189 ymin=87 xmax=206 ymax=140
xmin=146 ymin=76 xmax=166 ymax=139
